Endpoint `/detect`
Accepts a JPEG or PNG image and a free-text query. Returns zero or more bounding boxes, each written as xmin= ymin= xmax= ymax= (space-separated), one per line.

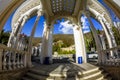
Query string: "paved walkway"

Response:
xmin=22 ymin=60 xmax=111 ymax=80
xmin=32 ymin=62 xmax=99 ymax=77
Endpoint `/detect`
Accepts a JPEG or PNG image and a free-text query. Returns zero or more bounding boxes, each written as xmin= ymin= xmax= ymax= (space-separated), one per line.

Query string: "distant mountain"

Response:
xmin=32 ymin=34 xmax=74 ymax=46
xmin=32 ymin=30 xmax=104 ymax=46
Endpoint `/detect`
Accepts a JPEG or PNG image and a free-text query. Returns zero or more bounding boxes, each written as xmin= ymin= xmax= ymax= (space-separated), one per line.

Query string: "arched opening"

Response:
xmin=52 ymin=18 xmax=75 ymax=63
xmin=0 ymin=0 xmax=120 ymax=80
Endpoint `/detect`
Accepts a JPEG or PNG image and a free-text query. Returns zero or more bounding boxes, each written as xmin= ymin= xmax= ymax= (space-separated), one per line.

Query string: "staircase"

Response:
xmin=21 ymin=62 xmax=112 ymax=80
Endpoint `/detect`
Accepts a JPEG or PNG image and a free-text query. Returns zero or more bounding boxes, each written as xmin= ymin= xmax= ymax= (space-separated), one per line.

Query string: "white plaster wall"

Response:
xmin=113 ymin=0 xmax=120 ymax=7
xmin=0 ymin=0 xmax=12 ymax=14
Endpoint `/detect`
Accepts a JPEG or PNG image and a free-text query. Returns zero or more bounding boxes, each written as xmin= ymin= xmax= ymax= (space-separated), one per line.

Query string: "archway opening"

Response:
xmin=52 ymin=18 xmax=75 ymax=63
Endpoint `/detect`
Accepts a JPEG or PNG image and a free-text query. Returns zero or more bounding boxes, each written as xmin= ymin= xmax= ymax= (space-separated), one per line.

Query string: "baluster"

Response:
xmin=17 ymin=53 xmax=20 ymax=68
xmin=35 ymin=47 xmax=37 ymax=56
xmin=23 ymin=53 xmax=27 ymax=67
xmin=20 ymin=54 xmax=24 ymax=68
xmin=0 ymin=49 xmax=3 ymax=71
xmin=13 ymin=52 xmax=16 ymax=69
xmin=8 ymin=51 xmax=12 ymax=70
xmin=33 ymin=47 xmax=35 ymax=56
xmin=3 ymin=50 xmax=7 ymax=70
xmin=32 ymin=47 xmax=33 ymax=56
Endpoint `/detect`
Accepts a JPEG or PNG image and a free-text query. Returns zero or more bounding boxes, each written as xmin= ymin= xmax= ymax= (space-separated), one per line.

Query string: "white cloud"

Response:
xmin=83 ymin=29 xmax=90 ymax=33
xmin=81 ymin=16 xmax=90 ymax=33
xmin=59 ymin=20 xmax=73 ymax=34
xmin=81 ymin=16 xmax=87 ymax=23
xmin=58 ymin=16 xmax=90 ymax=34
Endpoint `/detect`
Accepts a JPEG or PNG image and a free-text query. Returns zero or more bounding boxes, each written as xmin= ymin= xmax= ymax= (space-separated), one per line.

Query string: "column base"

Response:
xmin=43 ymin=57 xmax=52 ymax=65
xmin=40 ymin=57 xmax=52 ymax=65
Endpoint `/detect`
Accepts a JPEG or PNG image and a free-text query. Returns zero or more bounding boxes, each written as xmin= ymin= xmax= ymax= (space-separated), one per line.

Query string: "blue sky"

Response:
xmin=3 ymin=13 xmax=103 ymax=37
xmin=3 ymin=0 xmax=119 ymax=37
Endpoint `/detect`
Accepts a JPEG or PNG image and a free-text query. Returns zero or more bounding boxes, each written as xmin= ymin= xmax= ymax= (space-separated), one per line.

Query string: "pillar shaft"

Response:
xmin=98 ymin=17 xmax=113 ymax=56
xmin=15 ymin=16 xmax=28 ymax=49
xmin=7 ymin=15 xmax=27 ymax=48
xmin=47 ymin=26 xmax=53 ymax=63
xmin=86 ymin=14 xmax=103 ymax=64
xmin=41 ymin=23 xmax=53 ymax=64
xmin=73 ymin=24 xmax=86 ymax=63
xmin=105 ymin=22 xmax=117 ymax=47
xmin=7 ymin=16 xmax=27 ymax=69
xmin=99 ymin=35 xmax=106 ymax=50
xmin=28 ymin=12 xmax=41 ymax=67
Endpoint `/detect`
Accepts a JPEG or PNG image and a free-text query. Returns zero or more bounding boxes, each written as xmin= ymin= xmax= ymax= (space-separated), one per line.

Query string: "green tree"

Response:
xmin=0 ymin=30 xmax=10 ymax=45
xmin=84 ymin=30 xmax=96 ymax=52
xmin=112 ymin=26 xmax=120 ymax=45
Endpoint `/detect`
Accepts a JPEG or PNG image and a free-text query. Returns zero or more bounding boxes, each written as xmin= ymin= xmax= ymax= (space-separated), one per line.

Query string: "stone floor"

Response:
xmin=21 ymin=60 xmax=111 ymax=80
xmin=32 ymin=62 xmax=99 ymax=76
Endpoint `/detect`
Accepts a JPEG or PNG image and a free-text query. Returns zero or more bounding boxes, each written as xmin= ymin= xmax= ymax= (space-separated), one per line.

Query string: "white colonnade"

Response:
xmin=85 ymin=12 xmax=104 ymax=64
xmin=88 ymin=7 xmax=117 ymax=57
xmin=27 ymin=9 xmax=43 ymax=66
xmin=40 ymin=22 xmax=53 ymax=64
xmin=73 ymin=24 xmax=87 ymax=63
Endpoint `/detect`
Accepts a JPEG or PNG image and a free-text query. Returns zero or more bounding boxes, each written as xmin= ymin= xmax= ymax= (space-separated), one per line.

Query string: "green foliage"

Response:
xmin=112 ymin=26 xmax=120 ymax=45
xmin=32 ymin=34 xmax=74 ymax=47
xmin=52 ymin=38 xmax=75 ymax=54
xmin=0 ymin=30 xmax=10 ymax=45
xmin=84 ymin=31 xmax=96 ymax=52
xmin=58 ymin=50 xmax=75 ymax=54
xmin=32 ymin=37 xmax=41 ymax=46
xmin=53 ymin=34 xmax=74 ymax=47
xmin=53 ymin=42 xmax=62 ymax=53
xmin=32 ymin=33 xmax=97 ymax=53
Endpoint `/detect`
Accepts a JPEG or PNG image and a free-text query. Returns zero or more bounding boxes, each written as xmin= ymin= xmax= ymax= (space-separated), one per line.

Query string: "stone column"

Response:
xmin=10 ymin=16 xmax=28 ymax=69
xmin=104 ymin=22 xmax=118 ymax=58
xmin=99 ymin=35 xmax=106 ymax=50
xmin=7 ymin=23 xmax=19 ymax=48
xmin=28 ymin=10 xmax=42 ymax=67
xmin=15 ymin=16 xmax=28 ymax=49
xmin=79 ymin=24 xmax=87 ymax=63
xmin=98 ymin=16 xmax=113 ymax=57
xmin=7 ymin=15 xmax=23 ymax=47
xmin=85 ymin=13 xmax=103 ymax=64
xmin=40 ymin=22 xmax=53 ymax=64
xmin=73 ymin=24 xmax=86 ymax=64
xmin=47 ymin=25 xmax=53 ymax=63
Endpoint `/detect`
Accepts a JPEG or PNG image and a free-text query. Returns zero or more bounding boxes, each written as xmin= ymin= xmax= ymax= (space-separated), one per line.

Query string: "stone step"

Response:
xmin=21 ymin=77 xmax=34 ymax=80
xmin=29 ymin=68 xmax=49 ymax=76
xmin=26 ymin=72 xmax=48 ymax=80
xmin=80 ymin=70 xmax=103 ymax=79
xmin=30 ymin=68 xmax=78 ymax=78
xmin=21 ymin=63 xmax=112 ymax=80
xmin=30 ymin=67 xmax=78 ymax=78
xmin=83 ymin=73 xmax=104 ymax=80
xmin=102 ymin=73 xmax=112 ymax=80
xmin=103 ymin=77 xmax=112 ymax=80
xmin=27 ymin=69 xmax=105 ymax=80
xmin=23 ymin=73 xmax=78 ymax=80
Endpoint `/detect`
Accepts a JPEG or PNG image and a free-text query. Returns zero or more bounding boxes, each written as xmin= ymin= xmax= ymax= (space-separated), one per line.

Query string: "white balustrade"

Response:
xmin=0 ymin=44 xmax=28 ymax=71
xmin=99 ymin=45 xmax=120 ymax=66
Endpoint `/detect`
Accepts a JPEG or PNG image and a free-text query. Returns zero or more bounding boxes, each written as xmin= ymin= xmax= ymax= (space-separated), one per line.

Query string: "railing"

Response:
xmin=0 ymin=44 xmax=28 ymax=71
xmin=31 ymin=47 xmax=41 ymax=62
xmin=100 ymin=45 xmax=120 ymax=66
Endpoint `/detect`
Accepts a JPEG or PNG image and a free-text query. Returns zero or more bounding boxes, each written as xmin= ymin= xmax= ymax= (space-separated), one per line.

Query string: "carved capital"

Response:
xmin=23 ymin=15 xmax=28 ymax=20
xmin=37 ymin=9 xmax=43 ymax=16
xmin=97 ymin=16 xmax=102 ymax=21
